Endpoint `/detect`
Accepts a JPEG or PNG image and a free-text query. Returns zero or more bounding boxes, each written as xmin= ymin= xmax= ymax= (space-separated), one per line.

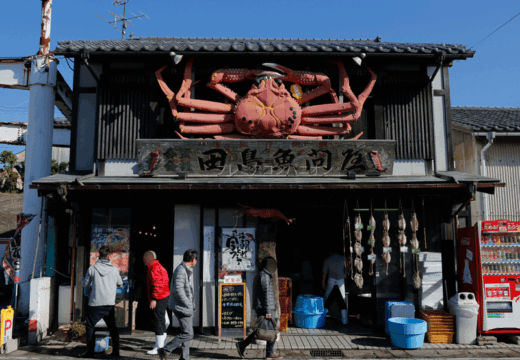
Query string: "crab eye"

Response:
xmin=254 ymin=78 xmax=261 ymax=87
xmin=275 ymin=79 xmax=283 ymax=86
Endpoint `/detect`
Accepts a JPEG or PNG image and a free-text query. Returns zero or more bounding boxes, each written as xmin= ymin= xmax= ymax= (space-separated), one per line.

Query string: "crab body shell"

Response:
xmin=235 ymin=79 xmax=301 ymax=137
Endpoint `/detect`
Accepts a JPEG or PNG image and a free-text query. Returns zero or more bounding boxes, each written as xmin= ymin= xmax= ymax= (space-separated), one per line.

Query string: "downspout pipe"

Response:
xmin=472 ymin=131 xmax=520 ymax=221
xmin=477 ymin=132 xmax=495 ymax=221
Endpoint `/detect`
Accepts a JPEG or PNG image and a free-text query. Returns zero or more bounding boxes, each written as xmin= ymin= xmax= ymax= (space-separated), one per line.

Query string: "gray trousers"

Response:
xmin=163 ymin=311 xmax=194 ymax=360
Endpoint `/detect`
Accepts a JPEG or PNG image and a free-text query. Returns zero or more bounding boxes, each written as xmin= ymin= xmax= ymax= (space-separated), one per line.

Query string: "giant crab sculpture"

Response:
xmin=155 ymin=58 xmax=376 ymax=139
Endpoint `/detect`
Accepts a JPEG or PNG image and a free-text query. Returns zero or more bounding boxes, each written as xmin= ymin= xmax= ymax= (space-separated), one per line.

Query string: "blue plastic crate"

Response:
xmin=293 ymin=309 xmax=328 ymax=329
xmin=294 ymin=295 xmax=324 ymax=314
xmin=385 ymin=301 xmax=414 ymax=334
xmin=388 ymin=317 xmax=427 ymax=349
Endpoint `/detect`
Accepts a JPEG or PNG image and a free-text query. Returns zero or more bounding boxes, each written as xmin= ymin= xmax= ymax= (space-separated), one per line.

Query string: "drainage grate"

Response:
xmin=310 ymin=349 xmax=345 ymax=357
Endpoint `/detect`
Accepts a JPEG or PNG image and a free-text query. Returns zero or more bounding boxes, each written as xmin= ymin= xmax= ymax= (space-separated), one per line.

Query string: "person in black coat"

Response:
xmin=236 ymin=257 xmax=283 ymax=359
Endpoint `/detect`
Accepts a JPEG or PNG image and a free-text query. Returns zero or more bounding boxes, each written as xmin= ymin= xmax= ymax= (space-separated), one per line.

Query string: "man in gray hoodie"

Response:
xmin=81 ymin=245 xmax=123 ymax=358
xmin=158 ymin=249 xmax=198 ymax=360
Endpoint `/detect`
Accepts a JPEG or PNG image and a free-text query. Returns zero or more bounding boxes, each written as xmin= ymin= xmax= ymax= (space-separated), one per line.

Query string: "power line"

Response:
xmin=1 ymin=100 xmax=29 ymax=109
xmin=470 ymin=10 xmax=520 ymax=49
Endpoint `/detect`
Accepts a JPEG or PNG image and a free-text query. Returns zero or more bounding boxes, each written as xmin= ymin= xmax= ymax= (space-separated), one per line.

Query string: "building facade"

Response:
xmin=28 ymin=37 xmax=501 ymax=339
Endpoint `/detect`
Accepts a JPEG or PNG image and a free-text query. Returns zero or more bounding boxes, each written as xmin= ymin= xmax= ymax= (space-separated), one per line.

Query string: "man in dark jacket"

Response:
xmin=158 ymin=249 xmax=198 ymax=360
xmin=144 ymin=250 xmax=170 ymax=355
xmin=236 ymin=257 xmax=283 ymax=359
xmin=81 ymin=245 xmax=123 ymax=358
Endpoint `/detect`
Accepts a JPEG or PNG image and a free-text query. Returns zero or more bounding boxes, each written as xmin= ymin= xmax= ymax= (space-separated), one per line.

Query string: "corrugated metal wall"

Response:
xmin=382 ymin=74 xmax=434 ymax=160
xmin=484 ymin=139 xmax=520 ymax=221
xmin=97 ymin=74 xmax=150 ymax=160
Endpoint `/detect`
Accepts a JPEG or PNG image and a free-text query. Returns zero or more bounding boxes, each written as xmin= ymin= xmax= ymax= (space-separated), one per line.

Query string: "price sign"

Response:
xmin=367 ymin=254 xmax=377 ymax=260
xmin=383 ymin=247 xmax=392 ymax=253
xmin=219 ymin=283 xmax=246 ymax=340
xmin=400 ymin=246 xmax=408 ymax=253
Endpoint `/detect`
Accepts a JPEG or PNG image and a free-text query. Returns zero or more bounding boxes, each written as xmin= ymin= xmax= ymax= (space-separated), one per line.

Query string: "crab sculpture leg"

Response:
xmin=156 ymin=57 xmax=267 ymax=138
xmin=264 ymin=62 xmax=377 ymax=137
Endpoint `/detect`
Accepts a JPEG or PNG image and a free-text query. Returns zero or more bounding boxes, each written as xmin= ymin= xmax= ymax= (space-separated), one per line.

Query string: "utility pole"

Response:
xmin=96 ymin=0 xmax=149 ymax=39
xmin=19 ymin=0 xmax=57 ymax=320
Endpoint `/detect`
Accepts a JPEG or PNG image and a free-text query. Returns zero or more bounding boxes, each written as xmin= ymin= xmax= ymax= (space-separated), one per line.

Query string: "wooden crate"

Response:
xmin=426 ymin=332 xmax=454 ymax=343
xmin=418 ymin=309 xmax=455 ymax=343
xmin=279 ymin=313 xmax=290 ymax=332
xmin=278 ymin=277 xmax=292 ymax=297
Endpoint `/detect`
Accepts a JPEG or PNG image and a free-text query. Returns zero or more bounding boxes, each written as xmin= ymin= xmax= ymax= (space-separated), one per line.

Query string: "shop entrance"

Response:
xmin=276 ymin=205 xmax=345 ymax=301
xmin=131 ymin=207 xmax=174 ymax=331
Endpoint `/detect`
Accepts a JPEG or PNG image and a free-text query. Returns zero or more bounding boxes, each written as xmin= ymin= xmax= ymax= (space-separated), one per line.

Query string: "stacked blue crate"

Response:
xmin=385 ymin=301 xmax=415 ymax=334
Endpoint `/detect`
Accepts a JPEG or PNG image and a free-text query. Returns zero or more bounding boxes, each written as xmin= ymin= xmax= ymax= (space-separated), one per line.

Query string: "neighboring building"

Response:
xmin=28 ymin=37 xmax=501 ymax=339
xmin=452 ymin=107 xmax=520 ymax=225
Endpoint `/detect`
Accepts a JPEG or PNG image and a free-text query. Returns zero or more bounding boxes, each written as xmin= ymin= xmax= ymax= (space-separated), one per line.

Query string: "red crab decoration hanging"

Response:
xmin=155 ymin=57 xmax=376 ymax=139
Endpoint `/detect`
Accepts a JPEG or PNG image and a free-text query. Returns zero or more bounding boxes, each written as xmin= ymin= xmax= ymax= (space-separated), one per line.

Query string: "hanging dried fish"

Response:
xmin=382 ymin=199 xmax=391 ymax=275
xmin=398 ymin=231 xmax=407 ymax=246
xmin=355 ymin=243 xmax=364 ymax=255
xmin=368 ymin=215 xmax=376 ymax=231
xmin=368 ymin=233 xmax=375 ymax=276
xmin=355 ymin=214 xmax=362 ymax=229
xmin=413 ymin=266 xmax=422 ymax=289
xmin=410 ymin=233 xmax=419 ymax=250
xmin=398 ymin=213 xmax=406 ymax=231
xmin=354 ymin=273 xmax=364 ymax=289
xmin=383 ymin=252 xmax=391 ymax=275
xmin=382 ymin=232 xmax=391 ymax=247
xmin=410 ymin=213 xmax=419 ymax=232
xmin=383 ymin=214 xmax=390 ymax=232
xmin=354 ymin=258 xmax=363 ymax=272
xmin=355 ymin=230 xmax=363 ymax=242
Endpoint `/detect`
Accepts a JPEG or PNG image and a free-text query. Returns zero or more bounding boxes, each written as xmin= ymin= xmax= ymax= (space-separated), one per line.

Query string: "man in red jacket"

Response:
xmin=144 ymin=251 xmax=170 ymax=355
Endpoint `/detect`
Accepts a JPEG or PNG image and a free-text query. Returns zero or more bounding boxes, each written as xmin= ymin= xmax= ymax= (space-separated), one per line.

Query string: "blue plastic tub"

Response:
xmin=385 ymin=301 xmax=414 ymax=334
xmin=388 ymin=317 xmax=427 ymax=349
xmin=294 ymin=295 xmax=324 ymax=314
xmin=293 ymin=309 xmax=328 ymax=329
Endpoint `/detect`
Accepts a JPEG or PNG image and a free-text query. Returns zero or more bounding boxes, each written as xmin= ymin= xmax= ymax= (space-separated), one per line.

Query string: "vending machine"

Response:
xmin=457 ymin=220 xmax=520 ymax=334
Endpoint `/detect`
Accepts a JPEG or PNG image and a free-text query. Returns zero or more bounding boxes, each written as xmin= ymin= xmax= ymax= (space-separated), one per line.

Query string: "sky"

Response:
xmin=1 ymin=0 xmax=520 ymax=156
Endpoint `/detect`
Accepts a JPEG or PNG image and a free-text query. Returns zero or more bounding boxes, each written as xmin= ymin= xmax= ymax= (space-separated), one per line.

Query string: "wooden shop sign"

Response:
xmin=137 ymin=139 xmax=396 ymax=177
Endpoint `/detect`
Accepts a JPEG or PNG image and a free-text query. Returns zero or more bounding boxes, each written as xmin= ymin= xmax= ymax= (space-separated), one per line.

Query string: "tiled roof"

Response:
xmin=54 ymin=37 xmax=474 ymax=58
xmin=452 ymin=107 xmax=520 ymax=132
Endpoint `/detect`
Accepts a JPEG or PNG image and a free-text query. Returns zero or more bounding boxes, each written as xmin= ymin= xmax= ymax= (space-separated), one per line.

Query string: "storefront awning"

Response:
xmin=30 ymin=171 xmax=502 ymax=194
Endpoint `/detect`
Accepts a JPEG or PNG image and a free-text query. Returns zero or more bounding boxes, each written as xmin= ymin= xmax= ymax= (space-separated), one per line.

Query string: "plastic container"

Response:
xmin=388 ymin=317 xmax=427 ymax=349
xmin=448 ymin=293 xmax=479 ymax=345
xmin=385 ymin=301 xmax=414 ymax=334
xmin=293 ymin=309 xmax=328 ymax=329
xmin=294 ymin=295 xmax=324 ymax=314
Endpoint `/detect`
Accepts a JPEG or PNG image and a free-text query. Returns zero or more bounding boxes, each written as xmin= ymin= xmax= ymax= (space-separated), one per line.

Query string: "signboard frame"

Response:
xmin=218 ymin=283 xmax=246 ymax=341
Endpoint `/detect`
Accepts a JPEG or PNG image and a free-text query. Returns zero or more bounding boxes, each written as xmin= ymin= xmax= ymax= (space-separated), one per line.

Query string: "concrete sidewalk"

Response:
xmin=9 ymin=328 xmax=520 ymax=359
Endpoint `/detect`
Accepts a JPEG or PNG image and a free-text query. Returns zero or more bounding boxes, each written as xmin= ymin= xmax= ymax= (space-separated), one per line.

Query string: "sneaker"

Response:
xmin=266 ymin=354 xmax=283 ymax=359
xmin=235 ymin=342 xmax=245 ymax=359
xmin=147 ymin=348 xmax=159 ymax=355
xmin=158 ymin=348 xmax=169 ymax=360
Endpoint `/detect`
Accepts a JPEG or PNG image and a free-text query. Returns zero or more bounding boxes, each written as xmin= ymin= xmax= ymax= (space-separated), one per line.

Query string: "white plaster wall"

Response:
xmin=202 ymin=208 xmax=216 ymax=327
xmin=29 ymin=277 xmax=53 ymax=344
xmin=429 ymin=66 xmax=448 ymax=171
xmin=392 ymin=160 xmax=427 ymax=176
xmin=104 ymin=160 xmax=139 ymax=176
xmin=173 ymin=205 xmax=201 ymax=327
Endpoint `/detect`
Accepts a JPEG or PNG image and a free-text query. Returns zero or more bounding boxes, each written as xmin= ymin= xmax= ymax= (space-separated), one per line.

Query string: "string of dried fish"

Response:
xmin=354 ymin=202 xmax=364 ymax=289
xmin=399 ymin=199 xmax=406 ymax=278
xmin=382 ymin=199 xmax=391 ymax=275
xmin=411 ymin=199 xmax=421 ymax=289
xmin=368 ymin=200 xmax=376 ymax=276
